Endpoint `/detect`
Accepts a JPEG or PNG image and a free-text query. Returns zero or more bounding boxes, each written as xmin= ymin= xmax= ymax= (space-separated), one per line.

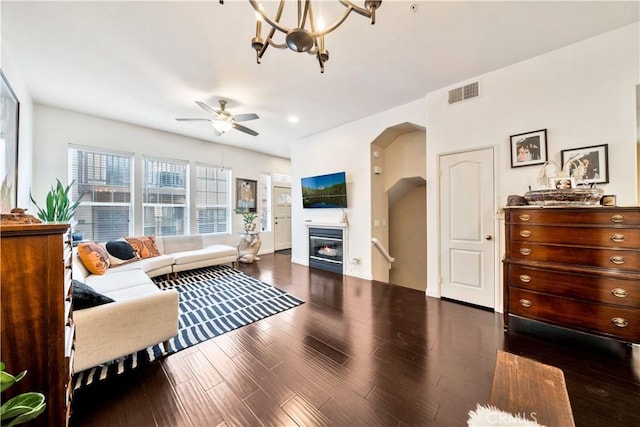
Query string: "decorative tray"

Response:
xmin=523 ymin=188 xmax=604 ymax=206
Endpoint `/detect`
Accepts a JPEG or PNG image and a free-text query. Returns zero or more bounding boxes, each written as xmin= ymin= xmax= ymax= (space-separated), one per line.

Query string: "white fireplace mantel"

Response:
xmin=304 ymin=221 xmax=348 ymax=229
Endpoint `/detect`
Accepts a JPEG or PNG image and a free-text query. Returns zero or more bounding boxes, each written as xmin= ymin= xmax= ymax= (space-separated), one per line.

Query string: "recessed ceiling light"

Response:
xmin=288 ymin=115 xmax=299 ymax=123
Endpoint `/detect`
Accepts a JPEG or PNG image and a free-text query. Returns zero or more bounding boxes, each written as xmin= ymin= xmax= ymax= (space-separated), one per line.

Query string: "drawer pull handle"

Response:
xmin=610 ymin=234 xmax=625 ymax=243
xmin=519 ymin=299 xmax=532 ymax=308
xmin=519 ymin=248 xmax=532 ymax=256
xmin=610 ymin=215 xmax=625 ymax=223
xmin=611 ymin=317 xmax=628 ymax=328
xmin=610 ymin=256 xmax=625 ymax=265
xmin=519 ymin=275 xmax=531 ymax=283
xmin=611 ymin=288 xmax=628 ymax=298
xmin=519 ymin=230 xmax=532 ymax=238
xmin=519 ymin=214 xmax=531 ymax=222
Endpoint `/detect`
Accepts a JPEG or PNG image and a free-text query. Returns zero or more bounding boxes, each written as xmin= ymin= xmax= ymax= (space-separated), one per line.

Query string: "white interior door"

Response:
xmin=439 ymin=148 xmax=495 ymax=308
xmin=274 ymin=186 xmax=292 ymax=251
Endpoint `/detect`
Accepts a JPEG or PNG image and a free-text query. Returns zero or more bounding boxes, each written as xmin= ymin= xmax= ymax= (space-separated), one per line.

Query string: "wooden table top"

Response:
xmin=489 ymin=350 xmax=575 ymax=427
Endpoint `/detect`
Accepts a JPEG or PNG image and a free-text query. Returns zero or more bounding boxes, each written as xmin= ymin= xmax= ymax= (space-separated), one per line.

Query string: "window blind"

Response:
xmin=143 ymin=157 xmax=188 ymax=236
xmin=69 ymin=146 xmax=133 ymax=242
xmin=195 ymin=164 xmax=230 ymax=234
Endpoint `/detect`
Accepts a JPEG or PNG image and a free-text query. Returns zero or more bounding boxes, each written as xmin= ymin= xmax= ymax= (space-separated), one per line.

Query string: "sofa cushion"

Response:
xmin=85 ymin=269 xmax=152 ymax=294
xmin=101 ymin=282 xmax=168 ymax=301
xmin=172 ymin=244 xmax=237 ymax=265
xmin=105 ymin=240 xmax=138 ymax=266
xmin=77 ymin=241 xmax=110 ymax=275
xmin=105 ymin=254 xmax=174 ymax=275
xmin=125 ymin=235 xmax=161 ymax=259
xmin=159 ymin=235 xmax=203 ymax=254
xmin=72 ymin=279 xmax=115 ymax=309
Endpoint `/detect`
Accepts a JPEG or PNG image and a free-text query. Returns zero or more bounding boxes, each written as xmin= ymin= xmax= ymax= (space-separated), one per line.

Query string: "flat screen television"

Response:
xmin=301 ymin=171 xmax=347 ymax=209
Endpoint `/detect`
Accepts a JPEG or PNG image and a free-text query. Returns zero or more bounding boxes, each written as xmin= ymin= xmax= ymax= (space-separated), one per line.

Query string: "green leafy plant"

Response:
xmin=235 ymin=208 xmax=258 ymax=224
xmin=234 ymin=208 xmax=258 ymax=232
xmin=0 ymin=362 xmax=46 ymax=427
xmin=30 ymin=179 xmax=83 ymax=222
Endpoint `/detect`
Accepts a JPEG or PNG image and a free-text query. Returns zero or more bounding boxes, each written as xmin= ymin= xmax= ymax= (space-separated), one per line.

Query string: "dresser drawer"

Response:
xmin=506 ymin=265 xmax=640 ymax=307
xmin=511 ymin=242 xmax=639 ymax=271
xmin=510 ymin=224 xmax=640 ymax=249
xmin=508 ymin=208 xmax=640 ymax=226
xmin=509 ymin=288 xmax=640 ymax=342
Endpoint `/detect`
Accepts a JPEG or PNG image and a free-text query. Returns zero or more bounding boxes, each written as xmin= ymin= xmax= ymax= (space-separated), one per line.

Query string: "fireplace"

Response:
xmin=309 ymin=227 xmax=343 ymax=274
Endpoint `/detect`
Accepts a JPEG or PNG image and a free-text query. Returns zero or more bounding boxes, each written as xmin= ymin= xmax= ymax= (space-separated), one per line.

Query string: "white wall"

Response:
xmin=32 ymin=105 xmax=291 ymax=251
xmin=1 ymin=44 xmax=34 ymax=209
xmin=384 ymin=131 xmax=427 ymax=191
xmin=426 ymin=23 xmax=639 ymax=300
xmin=291 ymin=99 xmax=426 ymax=279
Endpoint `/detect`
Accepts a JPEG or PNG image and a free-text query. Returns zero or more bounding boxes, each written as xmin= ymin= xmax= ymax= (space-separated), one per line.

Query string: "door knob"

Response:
xmin=485 ymin=235 xmax=493 ymax=240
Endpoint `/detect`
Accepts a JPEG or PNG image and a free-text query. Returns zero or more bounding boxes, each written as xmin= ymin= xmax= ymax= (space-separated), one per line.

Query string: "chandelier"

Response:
xmin=221 ymin=1 xmax=382 ymax=73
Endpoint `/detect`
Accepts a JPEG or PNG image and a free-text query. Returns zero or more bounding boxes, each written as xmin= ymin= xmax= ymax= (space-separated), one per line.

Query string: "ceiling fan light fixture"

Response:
xmin=212 ymin=118 xmax=233 ymax=134
xmin=177 ymin=100 xmax=259 ymax=137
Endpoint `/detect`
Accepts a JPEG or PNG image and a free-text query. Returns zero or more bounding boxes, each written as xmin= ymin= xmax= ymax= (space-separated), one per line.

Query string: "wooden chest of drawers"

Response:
xmin=1 ymin=223 xmax=74 ymax=427
xmin=503 ymin=207 xmax=639 ymax=343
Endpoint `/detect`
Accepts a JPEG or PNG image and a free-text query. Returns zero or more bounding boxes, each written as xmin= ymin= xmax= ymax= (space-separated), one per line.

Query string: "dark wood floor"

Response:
xmin=71 ymin=253 xmax=640 ymax=427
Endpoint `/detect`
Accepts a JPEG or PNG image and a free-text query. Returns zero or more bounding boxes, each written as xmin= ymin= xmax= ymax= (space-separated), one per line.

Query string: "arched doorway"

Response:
xmin=370 ymin=123 xmax=427 ymax=291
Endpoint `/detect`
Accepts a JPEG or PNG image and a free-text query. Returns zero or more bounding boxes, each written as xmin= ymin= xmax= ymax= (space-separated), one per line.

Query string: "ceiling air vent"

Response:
xmin=448 ymin=82 xmax=479 ymax=104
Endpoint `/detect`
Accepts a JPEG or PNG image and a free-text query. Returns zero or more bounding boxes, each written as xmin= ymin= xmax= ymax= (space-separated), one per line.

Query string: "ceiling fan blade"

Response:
xmin=233 ymin=123 xmax=259 ymax=136
xmin=234 ymin=113 xmax=259 ymax=122
xmin=195 ymin=101 xmax=217 ymax=115
xmin=176 ymin=118 xmax=212 ymax=122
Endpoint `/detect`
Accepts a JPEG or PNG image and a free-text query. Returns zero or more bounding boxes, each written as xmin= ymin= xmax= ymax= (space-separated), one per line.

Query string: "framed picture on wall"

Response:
xmin=236 ymin=178 xmax=257 ymax=213
xmin=561 ymin=144 xmax=609 ymax=185
xmin=510 ymin=129 xmax=548 ymax=168
xmin=1 ymin=70 xmax=20 ymax=212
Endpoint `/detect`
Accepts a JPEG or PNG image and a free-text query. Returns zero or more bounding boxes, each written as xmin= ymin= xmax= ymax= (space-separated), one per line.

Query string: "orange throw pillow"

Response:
xmin=124 ymin=235 xmax=161 ymax=259
xmin=77 ymin=242 xmax=110 ymax=275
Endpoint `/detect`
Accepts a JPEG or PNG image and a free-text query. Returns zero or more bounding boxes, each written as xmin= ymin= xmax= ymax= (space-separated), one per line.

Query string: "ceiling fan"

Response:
xmin=176 ymin=100 xmax=259 ymax=136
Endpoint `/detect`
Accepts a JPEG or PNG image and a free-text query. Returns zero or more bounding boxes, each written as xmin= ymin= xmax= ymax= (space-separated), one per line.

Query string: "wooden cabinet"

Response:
xmin=1 ymin=223 xmax=74 ymax=427
xmin=503 ymin=207 xmax=640 ymax=343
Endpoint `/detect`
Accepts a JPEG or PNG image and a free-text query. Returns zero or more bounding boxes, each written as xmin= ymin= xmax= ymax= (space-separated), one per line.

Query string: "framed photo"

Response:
xmin=1 ymin=70 xmax=19 ymax=212
xmin=551 ymin=177 xmax=575 ymax=190
xmin=510 ymin=129 xmax=548 ymax=168
xmin=236 ymin=178 xmax=257 ymax=213
xmin=560 ymin=144 xmax=609 ymax=185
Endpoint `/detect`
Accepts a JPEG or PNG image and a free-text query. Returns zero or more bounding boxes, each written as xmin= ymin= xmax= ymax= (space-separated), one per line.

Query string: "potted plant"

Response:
xmin=0 ymin=362 xmax=46 ymax=426
xmin=30 ymin=179 xmax=83 ymax=223
xmin=234 ymin=208 xmax=258 ymax=233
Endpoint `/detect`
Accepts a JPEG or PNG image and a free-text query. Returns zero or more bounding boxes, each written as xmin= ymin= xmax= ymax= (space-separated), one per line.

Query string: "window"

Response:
xmin=143 ymin=157 xmax=188 ymax=236
xmin=69 ymin=146 xmax=133 ymax=242
xmin=195 ymin=164 xmax=230 ymax=234
xmin=259 ymin=173 xmax=271 ymax=232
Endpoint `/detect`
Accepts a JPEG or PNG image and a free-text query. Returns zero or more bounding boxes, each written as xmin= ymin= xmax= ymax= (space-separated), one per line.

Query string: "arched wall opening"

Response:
xmin=370 ymin=122 xmax=427 ymax=290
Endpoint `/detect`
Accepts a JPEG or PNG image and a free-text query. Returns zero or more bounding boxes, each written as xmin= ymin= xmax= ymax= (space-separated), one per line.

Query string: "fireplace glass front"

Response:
xmin=308 ymin=227 xmax=343 ymax=273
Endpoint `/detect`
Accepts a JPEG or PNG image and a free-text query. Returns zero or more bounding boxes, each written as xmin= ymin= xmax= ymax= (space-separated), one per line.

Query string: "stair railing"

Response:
xmin=371 ymin=238 xmax=395 ymax=264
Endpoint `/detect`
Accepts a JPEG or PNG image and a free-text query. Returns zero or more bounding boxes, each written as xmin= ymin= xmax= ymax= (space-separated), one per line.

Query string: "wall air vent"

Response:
xmin=448 ymin=81 xmax=479 ymax=104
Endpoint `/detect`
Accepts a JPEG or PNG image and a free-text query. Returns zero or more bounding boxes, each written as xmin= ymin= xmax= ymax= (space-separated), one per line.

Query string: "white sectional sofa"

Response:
xmin=72 ymin=235 xmax=237 ymax=373
xmin=72 ymin=265 xmax=179 ymax=372
xmin=155 ymin=234 xmax=237 ymax=276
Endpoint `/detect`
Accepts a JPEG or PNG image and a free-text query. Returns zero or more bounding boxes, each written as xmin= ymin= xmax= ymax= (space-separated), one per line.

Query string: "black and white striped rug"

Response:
xmin=73 ymin=265 xmax=303 ymax=389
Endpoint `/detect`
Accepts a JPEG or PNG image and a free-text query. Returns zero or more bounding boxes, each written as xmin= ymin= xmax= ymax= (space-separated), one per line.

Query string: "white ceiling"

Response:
xmin=2 ymin=1 xmax=638 ymax=159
